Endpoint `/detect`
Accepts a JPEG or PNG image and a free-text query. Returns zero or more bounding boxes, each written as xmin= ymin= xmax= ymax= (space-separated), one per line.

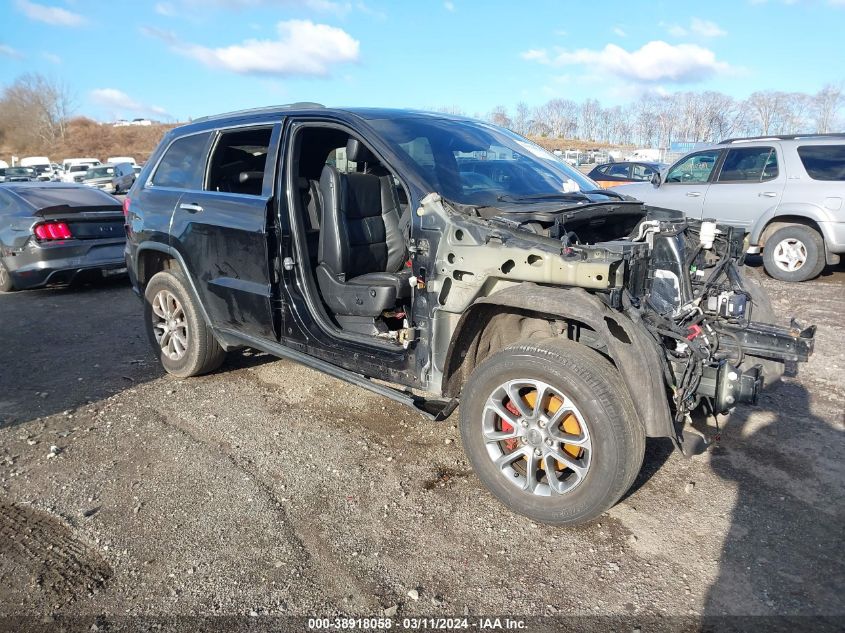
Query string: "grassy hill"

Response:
xmin=1 ymin=117 xmax=178 ymax=165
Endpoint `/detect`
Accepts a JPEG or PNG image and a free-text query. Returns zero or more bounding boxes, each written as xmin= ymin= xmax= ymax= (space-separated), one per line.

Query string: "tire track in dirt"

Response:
xmin=0 ymin=501 xmax=112 ymax=608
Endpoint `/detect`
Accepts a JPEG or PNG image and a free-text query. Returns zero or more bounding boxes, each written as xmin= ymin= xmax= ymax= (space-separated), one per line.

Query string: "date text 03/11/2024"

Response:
xmin=307 ymin=617 xmax=527 ymax=630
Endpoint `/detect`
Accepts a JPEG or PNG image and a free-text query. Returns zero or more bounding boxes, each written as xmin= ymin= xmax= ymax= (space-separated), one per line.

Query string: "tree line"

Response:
xmin=1 ymin=72 xmax=842 ymax=158
xmin=462 ymin=85 xmax=843 ymax=148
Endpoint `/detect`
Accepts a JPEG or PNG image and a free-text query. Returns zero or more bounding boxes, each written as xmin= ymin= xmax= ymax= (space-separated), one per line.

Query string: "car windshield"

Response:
xmin=367 ymin=115 xmax=596 ymax=207
xmin=7 ymin=167 xmax=35 ymax=177
xmin=85 ymin=167 xmax=114 ymax=179
xmin=69 ymin=165 xmax=89 ymax=173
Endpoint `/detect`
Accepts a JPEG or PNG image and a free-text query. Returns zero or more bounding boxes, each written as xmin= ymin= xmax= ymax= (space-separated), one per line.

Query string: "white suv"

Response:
xmin=615 ymin=135 xmax=845 ymax=282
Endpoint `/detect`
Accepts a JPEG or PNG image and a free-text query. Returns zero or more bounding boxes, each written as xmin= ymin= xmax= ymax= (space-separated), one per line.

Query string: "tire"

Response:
xmin=0 ymin=260 xmax=15 ymax=293
xmin=460 ymin=338 xmax=645 ymax=526
xmin=762 ymin=225 xmax=825 ymax=282
xmin=143 ymin=270 xmax=225 ymax=378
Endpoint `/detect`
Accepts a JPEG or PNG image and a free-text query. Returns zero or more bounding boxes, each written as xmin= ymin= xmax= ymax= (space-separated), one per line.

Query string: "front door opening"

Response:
xmin=288 ymin=125 xmax=414 ymax=344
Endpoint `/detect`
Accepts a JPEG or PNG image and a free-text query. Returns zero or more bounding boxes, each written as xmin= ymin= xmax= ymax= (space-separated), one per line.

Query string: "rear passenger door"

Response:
xmin=135 ymin=131 xmax=213 ymax=255
xmin=701 ymin=145 xmax=786 ymax=229
xmin=169 ymin=123 xmax=282 ymax=341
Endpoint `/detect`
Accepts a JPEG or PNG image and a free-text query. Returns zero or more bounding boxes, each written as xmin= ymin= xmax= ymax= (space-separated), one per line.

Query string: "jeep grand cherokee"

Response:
xmin=125 ymin=105 xmax=815 ymax=525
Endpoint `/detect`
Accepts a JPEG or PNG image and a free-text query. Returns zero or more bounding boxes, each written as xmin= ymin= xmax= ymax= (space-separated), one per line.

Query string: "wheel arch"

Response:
xmin=441 ymin=283 xmax=674 ymax=438
xmin=748 ymin=205 xmax=830 ymax=248
xmin=134 ymin=242 xmax=215 ymax=330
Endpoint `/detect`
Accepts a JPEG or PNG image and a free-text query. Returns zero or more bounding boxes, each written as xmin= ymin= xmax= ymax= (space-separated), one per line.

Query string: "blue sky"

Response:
xmin=1 ymin=0 xmax=843 ymax=122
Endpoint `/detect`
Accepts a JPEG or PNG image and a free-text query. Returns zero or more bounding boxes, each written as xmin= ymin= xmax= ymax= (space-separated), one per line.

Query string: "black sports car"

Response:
xmin=0 ymin=183 xmax=126 ymax=292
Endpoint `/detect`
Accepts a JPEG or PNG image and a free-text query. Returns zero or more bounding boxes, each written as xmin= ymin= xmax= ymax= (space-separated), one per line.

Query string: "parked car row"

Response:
xmin=1 ymin=156 xmax=142 ymax=194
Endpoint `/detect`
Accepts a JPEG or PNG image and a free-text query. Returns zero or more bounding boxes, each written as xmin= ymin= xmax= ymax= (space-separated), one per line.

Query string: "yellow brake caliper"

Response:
xmin=523 ymin=390 xmax=582 ymax=471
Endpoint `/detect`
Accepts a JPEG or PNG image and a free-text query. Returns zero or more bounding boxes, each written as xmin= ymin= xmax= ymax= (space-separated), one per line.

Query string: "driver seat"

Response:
xmin=316 ymin=154 xmax=412 ymax=317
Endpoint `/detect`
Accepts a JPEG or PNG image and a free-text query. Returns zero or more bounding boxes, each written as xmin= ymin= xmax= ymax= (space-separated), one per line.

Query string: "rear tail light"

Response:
xmin=122 ymin=196 xmax=131 ymax=217
xmin=34 ymin=221 xmax=73 ymax=241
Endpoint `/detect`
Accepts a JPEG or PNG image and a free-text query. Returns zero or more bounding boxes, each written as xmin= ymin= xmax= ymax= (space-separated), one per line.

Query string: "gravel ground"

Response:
xmin=0 ymin=264 xmax=843 ymax=627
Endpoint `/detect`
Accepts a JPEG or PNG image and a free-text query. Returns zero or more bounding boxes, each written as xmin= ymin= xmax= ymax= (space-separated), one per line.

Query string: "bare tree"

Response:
xmin=512 ymin=101 xmax=531 ymax=136
xmin=0 ymin=72 xmax=76 ymax=152
xmin=488 ymin=105 xmax=512 ymax=129
xmin=810 ymin=84 xmax=844 ymax=133
xmin=578 ymin=99 xmax=601 ymax=141
xmin=536 ymin=99 xmax=578 ymax=138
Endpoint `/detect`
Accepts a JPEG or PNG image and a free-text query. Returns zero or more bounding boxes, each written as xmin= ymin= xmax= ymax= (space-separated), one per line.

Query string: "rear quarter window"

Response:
xmin=797 ymin=145 xmax=845 ymax=181
xmin=152 ymin=132 xmax=212 ymax=189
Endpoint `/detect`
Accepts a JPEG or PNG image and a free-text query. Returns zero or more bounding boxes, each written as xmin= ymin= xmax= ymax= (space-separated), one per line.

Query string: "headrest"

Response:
xmin=238 ymin=171 xmax=264 ymax=184
xmin=346 ymin=138 xmax=376 ymax=164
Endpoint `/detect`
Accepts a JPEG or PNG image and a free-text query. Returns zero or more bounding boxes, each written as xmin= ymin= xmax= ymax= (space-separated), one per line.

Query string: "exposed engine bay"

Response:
xmin=423 ymin=193 xmax=816 ymax=451
xmin=488 ymin=201 xmax=816 ymax=432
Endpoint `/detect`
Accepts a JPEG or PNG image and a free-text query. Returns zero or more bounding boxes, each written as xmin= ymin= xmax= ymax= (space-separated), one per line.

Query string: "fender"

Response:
xmin=442 ymin=283 xmax=674 ymax=439
xmin=748 ymin=202 xmax=835 ymax=246
xmin=132 ymin=241 xmax=215 ymax=330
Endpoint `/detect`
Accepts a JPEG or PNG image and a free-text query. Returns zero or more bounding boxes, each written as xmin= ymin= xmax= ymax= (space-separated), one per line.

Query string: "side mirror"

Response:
xmin=651 ymin=172 xmax=661 ymax=187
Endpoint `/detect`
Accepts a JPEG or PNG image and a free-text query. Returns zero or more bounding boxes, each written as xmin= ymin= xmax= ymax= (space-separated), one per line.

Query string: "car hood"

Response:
xmin=611 ymin=182 xmax=656 ymax=201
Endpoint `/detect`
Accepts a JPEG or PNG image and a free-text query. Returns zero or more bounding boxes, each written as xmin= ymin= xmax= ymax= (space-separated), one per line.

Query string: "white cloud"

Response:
xmin=662 ymin=18 xmax=725 ymax=37
xmin=661 ymin=22 xmax=688 ymax=37
xmin=520 ymin=48 xmax=549 ymax=63
xmin=0 ymin=44 xmax=24 ymax=59
xmin=154 ymin=2 xmax=177 ymax=16
xmin=90 ymin=88 xmax=170 ymax=119
xmin=690 ymin=18 xmax=726 ymax=37
xmin=613 ymin=26 xmax=626 ymax=37
xmin=15 ymin=0 xmax=86 ymax=26
xmin=42 ymin=51 xmax=62 ymax=63
xmin=522 ymin=40 xmax=731 ymax=84
xmin=145 ymin=19 xmax=359 ymax=76
xmin=444 ymin=1 xmax=455 ymax=10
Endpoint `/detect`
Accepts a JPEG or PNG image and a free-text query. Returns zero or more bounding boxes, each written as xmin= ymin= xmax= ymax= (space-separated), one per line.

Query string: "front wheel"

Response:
xmin=144 ymin=270 xmax=226 ymax=377
xmin=762 ymin=225 xmax=825 ymax=282
xmin=460 ymin=338 xmax=644 ymax=526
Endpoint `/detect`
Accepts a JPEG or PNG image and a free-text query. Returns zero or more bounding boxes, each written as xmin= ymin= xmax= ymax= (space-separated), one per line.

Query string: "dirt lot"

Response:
xmin=0 ymin=264 xmax=843 ymax=629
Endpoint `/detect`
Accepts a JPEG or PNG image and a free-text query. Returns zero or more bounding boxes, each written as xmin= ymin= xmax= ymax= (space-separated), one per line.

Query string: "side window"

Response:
xmin=717 ymin=147 xmax=778 ymax=183
xmin=666 ymin=150 xmax=721 ymax=184
xmin=151 ymin=132 xmax=211 ymax=190
xmin=206 ymin=126 xmax=273 ymax=195
xmin=797 ymin=144 xmax=845 ymax=181
xmin=607 ymin=164 xmax=631 ymax=178
xmin=631 ymin=164 xmax=654 ymax=181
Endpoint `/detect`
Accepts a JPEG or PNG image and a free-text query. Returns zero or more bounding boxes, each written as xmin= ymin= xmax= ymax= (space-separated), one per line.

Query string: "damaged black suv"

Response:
xmin=125 ymin=105 xmax=815 ymax=525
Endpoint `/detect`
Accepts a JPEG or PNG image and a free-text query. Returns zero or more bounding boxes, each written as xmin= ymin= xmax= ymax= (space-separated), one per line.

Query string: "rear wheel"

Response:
xmin=144 ymin=270 xmax=225 ymax=377
xmin=762 ymin=225 xmax=825 ymax=282
xmin=460 ymin=338 xmax=644 ymax=526
xmin=0 ymin=261 xmax=15 ymax=293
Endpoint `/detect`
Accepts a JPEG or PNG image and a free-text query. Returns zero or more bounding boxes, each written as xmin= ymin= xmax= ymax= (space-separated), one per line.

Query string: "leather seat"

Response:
xmin=316 ymin=144 xmax=412 ymax=317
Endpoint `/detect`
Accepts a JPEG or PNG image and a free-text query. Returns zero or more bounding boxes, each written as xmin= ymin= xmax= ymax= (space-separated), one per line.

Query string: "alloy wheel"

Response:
xmin=482 ymin=379 xmax=592 ymax=496
xmin=151 ymin=290 xmax=189 ymax=361
xmin=772 ymin=238 xmax=807 ymax=272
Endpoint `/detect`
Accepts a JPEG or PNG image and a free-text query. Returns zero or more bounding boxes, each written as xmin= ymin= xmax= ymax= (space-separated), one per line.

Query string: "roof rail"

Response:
xmin=719 ymin=133 xmax=845 ymax=144
xmin=191 ymin=102 xmax=325 ymax=123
